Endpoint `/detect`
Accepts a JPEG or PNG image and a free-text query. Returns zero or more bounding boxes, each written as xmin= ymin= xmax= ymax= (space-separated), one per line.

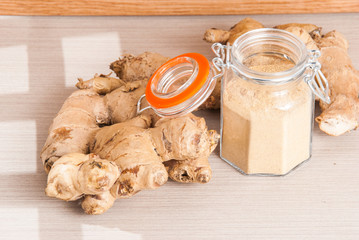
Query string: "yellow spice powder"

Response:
xmin=222 ymin=56 xmax=313 ymax=175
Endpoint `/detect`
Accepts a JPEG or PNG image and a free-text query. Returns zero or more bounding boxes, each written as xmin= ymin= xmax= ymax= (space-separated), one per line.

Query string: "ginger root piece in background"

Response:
xmin=76 ymin=73 xmax=124 ymax=94
xmin=110 ymin=52 xmax=170 ymax=82
xmin=283 ymin=25 xmax=359 ymax=135
xmin=281 ymin=26 xmax=319 ymax=51
xmin=203 ymin=17 xmax=264 ymax=45
xmin=275 ymin=23 xmax=321 ymax=37
xmin=315 ymin=31 xmax=359 ymax=136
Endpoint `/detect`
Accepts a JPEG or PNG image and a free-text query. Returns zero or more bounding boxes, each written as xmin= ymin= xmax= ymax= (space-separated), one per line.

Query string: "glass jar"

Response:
xmin=213 ymin=28 xmax=330 ymax=175
xmin=138 ymin=28 xmax=330 ymax=176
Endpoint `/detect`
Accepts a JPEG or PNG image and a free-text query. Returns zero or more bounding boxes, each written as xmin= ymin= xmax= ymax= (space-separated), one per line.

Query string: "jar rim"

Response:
xmin=231 ymin=28 xmax=309 ymax=85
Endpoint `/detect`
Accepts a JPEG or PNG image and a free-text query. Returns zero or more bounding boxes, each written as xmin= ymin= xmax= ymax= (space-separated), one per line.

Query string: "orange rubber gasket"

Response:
xmin=145 ymin=52 xmax=210 ymax=109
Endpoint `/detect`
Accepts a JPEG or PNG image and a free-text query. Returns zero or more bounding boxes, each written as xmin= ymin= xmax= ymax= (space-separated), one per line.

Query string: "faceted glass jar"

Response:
xmin=220 ymin=29 xmax=315 ymax=176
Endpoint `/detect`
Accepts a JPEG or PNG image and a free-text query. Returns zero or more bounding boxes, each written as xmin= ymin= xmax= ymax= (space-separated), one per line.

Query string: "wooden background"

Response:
xmin=0 ymin=13 xmax=358 ymax=240
xmin=0 ymin=0 xmax=359 ymax=15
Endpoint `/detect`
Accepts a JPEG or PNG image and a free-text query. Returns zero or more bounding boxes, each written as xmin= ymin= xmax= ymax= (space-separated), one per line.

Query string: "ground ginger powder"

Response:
xmin=222 ymin=55 xmax=313 ymax=175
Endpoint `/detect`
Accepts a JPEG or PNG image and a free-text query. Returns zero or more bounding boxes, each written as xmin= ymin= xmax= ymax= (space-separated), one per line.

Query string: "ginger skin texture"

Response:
xmin=80 ymin=114 xmax=219 ymax=214
xmin=46 ymin=153 xmax=119 ymax=201
xmin=40 ymin=89 xmax=109 ymax=172
xmin=41 ymin=77 xmax=147 ymax=172
xmin=203 ymin=17 xmax=264 ymax=45
xmin=164 ymin=157 xmax=212 ymax=184
xmin=42 ymin=56 xmax=219 ymax=214
xmin=314 ymin=31 xmax=359 ymax=136
xmin=45 ymin=114 xmax=219 ymax=214
xmin=275 ymin=23 xmax=321 ymax=37
xmin=110 ymin=52 xmax=171 ymax=82
xmin=204 ymin=18 xmax=359 ymax=136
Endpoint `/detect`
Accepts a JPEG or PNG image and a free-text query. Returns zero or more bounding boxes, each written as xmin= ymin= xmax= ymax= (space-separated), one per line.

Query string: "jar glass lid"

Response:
xmin=137 ymin=53 xmax=217 ymax=117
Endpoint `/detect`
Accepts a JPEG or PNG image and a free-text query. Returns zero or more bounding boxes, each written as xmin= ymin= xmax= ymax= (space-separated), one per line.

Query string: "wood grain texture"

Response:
xmin=0 ymin=14 xmax=358 ymax=240
xmin=0 ymin=0 xmax=359 ymax=16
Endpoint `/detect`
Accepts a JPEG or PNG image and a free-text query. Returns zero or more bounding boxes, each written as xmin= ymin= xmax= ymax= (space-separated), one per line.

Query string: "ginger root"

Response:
xmin=275 ymin=23 xmax=321 ymax=37
xmin=40 ymin=89 xmax=110 ymax=172
xmin=90 ymin=115 xmax=167 ymax=199
xmin=281 ymin=26 xmax=319 ymax=51
xmin=80 ymin=114 xmax=219 ymax=214
xmin=164 ymin=157 xmax=212 ymax=184
xmin=41 ymin=74 xmax=156 ymax=172
xmin=42 ymin=53 xmax=220 ymax=214
xmin=45 ymin=153 xmax=119 ymax=201
xmin=281 ymin=25 xmax=359 ymax=135
xmin=45 ymin=109 xmax=219 ymax=214
xmin=81 ymin=191 xmax=116 ymax=215
xmin=40 ymin=77 xmax=147 ymax=171
xmin=314 ymin=31 xmax=359 ymax=136
xmin=203 ymin=17 xmax=264 ymax=45
xmin=110 ymin=52 xmax=170 ymax=82
xmin=76 ymin=73 xmax=124 ymax=95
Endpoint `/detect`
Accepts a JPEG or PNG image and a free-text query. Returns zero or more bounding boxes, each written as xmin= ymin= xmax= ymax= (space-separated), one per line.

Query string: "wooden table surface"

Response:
xmin=1 ymin=0 xmax=359 ymax=15
xmin=0 ymin=13 xmax=358 ymax=240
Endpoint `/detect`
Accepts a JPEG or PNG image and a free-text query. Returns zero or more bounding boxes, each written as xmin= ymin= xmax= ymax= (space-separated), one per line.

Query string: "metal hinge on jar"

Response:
xmin=211 ymin=42 xmax=231 ymax=76
xmin=305 ymin=49 xmax=331 ymax=104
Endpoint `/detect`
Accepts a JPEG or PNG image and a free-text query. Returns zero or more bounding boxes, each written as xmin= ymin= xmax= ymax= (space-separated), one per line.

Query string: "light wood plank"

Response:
xmin=0 ymin=0 xmax=358 ymax=16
